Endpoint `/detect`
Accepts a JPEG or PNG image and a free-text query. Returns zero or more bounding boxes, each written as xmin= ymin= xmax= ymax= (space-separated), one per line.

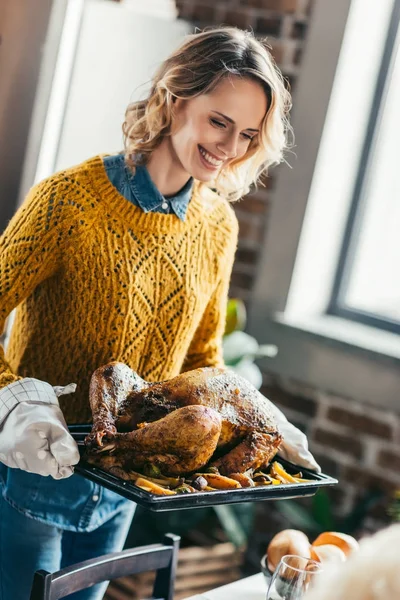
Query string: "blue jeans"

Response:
xmin=0 ymin=466 xmax=136 ymax=600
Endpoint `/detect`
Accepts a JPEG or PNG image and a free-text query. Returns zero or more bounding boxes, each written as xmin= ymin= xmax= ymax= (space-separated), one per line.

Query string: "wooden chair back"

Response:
xmin=29 ymin=533 xmax=180 ymax=600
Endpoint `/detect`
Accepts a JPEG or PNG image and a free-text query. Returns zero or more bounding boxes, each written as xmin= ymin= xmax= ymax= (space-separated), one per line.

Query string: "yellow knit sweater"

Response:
xmin=0 ymin=155 xmax=238 ymax=423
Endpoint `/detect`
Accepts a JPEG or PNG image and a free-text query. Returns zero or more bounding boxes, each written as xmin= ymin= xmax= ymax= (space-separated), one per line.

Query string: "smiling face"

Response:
xmin=169 ymin=76 xmax=268 ymax=182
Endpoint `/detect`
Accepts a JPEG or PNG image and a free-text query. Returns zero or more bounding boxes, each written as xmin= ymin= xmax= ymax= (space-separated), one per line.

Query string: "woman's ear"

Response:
xmin=171 ymin=98 xmax=185 ymax=125
xmin=172 ymin=97 xmax=185 ymax=110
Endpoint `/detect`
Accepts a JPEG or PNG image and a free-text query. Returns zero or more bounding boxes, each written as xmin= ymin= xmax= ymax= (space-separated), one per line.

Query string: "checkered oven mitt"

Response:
xmin=0 ymin=378 xmax=80 ymax=479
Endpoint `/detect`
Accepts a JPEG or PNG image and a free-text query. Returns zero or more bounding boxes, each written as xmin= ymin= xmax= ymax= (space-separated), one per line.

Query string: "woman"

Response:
xmin=0 ymin=27 xmax=317 ymax=600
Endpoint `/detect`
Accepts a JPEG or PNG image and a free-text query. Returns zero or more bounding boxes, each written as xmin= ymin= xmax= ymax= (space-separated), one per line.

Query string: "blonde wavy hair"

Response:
xmin=123 ymin=26 xmax=293 ymax=201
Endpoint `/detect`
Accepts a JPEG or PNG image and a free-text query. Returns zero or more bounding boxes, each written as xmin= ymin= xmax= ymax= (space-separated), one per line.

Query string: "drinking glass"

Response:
xmin=266 ymin=554 xmax=322 ymax=600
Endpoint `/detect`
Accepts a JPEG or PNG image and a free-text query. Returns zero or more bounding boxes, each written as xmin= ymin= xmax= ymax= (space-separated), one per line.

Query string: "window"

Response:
xmin=328 ymin=1 xmax=400 ymax=333
xmin=249 ymin=0 xmax=400 ymax=409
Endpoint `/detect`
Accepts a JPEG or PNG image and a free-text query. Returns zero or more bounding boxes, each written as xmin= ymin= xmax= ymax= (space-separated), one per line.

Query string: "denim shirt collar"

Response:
xmin=104 ymin=154 xmax=193 ymax=221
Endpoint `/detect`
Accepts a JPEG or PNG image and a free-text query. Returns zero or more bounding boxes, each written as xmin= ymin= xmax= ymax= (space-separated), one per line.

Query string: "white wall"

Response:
xmin=46 ymin=0 xmax=191 ymax=173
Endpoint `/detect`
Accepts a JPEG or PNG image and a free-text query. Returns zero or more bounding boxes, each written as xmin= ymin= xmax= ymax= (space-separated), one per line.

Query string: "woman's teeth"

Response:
xmin=199 ymin=146 xmax=223 ymax=167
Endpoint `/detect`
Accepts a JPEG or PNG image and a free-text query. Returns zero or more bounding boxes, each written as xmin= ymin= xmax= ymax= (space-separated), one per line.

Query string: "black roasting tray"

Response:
xmin=69 ymin=424 xmax=338 ymax=512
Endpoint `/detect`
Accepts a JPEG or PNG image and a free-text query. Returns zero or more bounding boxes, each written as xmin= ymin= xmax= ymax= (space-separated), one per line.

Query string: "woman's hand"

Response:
xmin=0 ymin=379 xmax=80 ymax=479
xmin=275 ymin=417 xmax=321 ymax=472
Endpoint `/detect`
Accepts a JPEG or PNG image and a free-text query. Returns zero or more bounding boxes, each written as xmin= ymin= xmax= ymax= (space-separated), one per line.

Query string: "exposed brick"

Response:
xmin=268 ymin=41 xmax=285 ymax=64
xmin=260 ymin=383 xmax=317 ymax=417
xmin=255 ymin=16 xmax=282 ymax=36
xmin=284 ymin=73 xmax=296 ymax=94
xmin=230 ymin=270 xmax=254 ymax=290
xmin=235 ymin=246 xmax=259 ymax=265
xmin=241 ymin=194 xmax=269 ymax=215
xmin=293 ymin=45 xmax=303 ymax=65
xmin=236 ymin=220 xmax=256 ymax=241
xmin=295 ymin=421 xmax=311 ymax=436
xmin=191 ymin=3 xmax=216 ymax=22
xmin=224 ymin=9 xmax=253 ymax=30
xmin=243 ymin=0 xmax=298 ymax=12
xmin=343 ymin=465 xmax=397 ymax=493
xmin=176 ymin=0 xmax=191 ymax=18
xmin=235 ymin=215 xmax=264 ymax=243
xmin=311 ymin=452 xmax=340 ymax=479
xmin=314 ymin=428 xmax=363 ymax=460
xmin=327 ymin=483 xmax=347 ymax=507
xmin=327 ymin=407 xmax=392 ymax=440
xmin=368 ymin=498 xmax=393 ymax=523
xmin=248 ymin=172 xmax=276 ymax=195
xmin=378 ymin=450 xmax=400 ymax=473
xmin=228 ymin=284 xmax=251 ymax=302
xmin=292 ymin=20 xmax=307 ymax=39
xmin=306 ymin=0 xmax=315 ymax=16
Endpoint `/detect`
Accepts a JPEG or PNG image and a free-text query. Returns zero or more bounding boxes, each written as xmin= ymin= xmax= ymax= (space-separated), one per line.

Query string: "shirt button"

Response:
xmin=92 ymin=494 xmax=99 ymax=502
xmin=161 ymin=202 xmax=168 ymax=209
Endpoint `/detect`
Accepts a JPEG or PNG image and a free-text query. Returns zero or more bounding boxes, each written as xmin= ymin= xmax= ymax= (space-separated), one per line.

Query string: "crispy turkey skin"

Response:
xmin=85 ymin=363 xmax=282 ymax=477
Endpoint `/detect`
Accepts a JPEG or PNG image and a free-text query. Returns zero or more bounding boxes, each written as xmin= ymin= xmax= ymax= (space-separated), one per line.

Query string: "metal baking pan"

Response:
xmin=69 ymin=425 xmax=338 ymax=512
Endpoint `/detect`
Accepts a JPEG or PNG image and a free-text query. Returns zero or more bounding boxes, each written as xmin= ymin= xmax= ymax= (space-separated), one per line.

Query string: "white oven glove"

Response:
xmin=0 ymin=378 xmax=80 ymax=479
xmin=266 ymin=401 xmax=321 ymax=473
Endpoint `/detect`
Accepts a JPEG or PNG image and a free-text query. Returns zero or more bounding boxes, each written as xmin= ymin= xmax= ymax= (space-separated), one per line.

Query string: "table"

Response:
xmin=184 ymin=572 xmax=267 ymax=600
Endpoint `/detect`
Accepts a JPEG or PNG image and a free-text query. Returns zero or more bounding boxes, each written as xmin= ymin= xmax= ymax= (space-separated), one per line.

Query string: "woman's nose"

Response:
xmin=218 ymin=132 xmax=238 ymax=159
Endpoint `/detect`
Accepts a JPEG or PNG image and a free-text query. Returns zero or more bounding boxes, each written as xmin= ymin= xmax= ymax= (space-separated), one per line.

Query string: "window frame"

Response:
xmin=327 ymin=0 xmax=400 ymax=334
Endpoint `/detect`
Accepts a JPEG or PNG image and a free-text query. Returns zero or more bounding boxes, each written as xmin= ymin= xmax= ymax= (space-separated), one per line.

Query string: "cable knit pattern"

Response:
xmin=0 ymin=155 xmax=238 ymax=423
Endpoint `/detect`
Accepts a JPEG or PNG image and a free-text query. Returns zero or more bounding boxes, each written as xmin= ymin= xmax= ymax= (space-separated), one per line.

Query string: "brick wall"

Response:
xmin=260 ymin=372 xmax=400 ymax=535
xmin=242 ymin=372 xmax=399 ymax=571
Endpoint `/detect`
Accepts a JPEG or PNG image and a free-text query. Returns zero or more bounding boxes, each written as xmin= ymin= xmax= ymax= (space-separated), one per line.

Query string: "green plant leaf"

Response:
xmin=257 ymin=344 xmax=279 ymax=358
xmin=223 ymin=331 xmax=259 ymax=364
xmin=213 ymin=505 xmax=248 ymax=548
xmin=274 ymin=500 xmax=322 ymax=535
xmin=227 ymin=361 xmax=263 ymax=389
xmin=340 ymin=489 xmax=384 ymax=533
xmin=311 ymin=490 xmax=335 ymax=530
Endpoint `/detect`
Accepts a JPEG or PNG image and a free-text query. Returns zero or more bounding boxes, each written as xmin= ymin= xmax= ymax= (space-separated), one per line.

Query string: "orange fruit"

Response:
xmin=310 ymin=543 xmax=347 ymax=564
xmin=267 ymin=529 xmax=311 ymax=572
xmin=312 ymin=531 xmax=359 ymax=557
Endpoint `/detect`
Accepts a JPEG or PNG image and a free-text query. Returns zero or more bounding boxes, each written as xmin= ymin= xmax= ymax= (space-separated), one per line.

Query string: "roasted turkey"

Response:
xmin=85 ymin=363 xmax=282 ymax=477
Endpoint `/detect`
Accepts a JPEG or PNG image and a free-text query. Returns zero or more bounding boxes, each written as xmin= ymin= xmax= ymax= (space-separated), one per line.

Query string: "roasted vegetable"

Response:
xmin=134 ymin=477 xmax=176 ymax=495
xmin=175 ymin=483 xmax=197 ymax=494
xmin=229 ymin=472 xmax=255 ymax=487
xmin=190 ymin=476 xmax=208 ymax=491
xmin=205 ymin=466 xmax=220 ymax=474
xmin=253 ymin=474 xmax=272 ymax=485
xmin=270 ymin=462 xmax=313 ymax=484
xmin=143 ymin=464 xmax=162 ymax=478
xmin=196 ymin=473 xmax=242 ymax=489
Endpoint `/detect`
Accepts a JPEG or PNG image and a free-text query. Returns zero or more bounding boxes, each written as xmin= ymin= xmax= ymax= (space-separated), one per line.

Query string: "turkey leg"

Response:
xmin=89 ymin=405 xmax=223 ymax=476
xmin=86 ymin=362 xmax=147 ymax=448
xmin=211 ymin=430 xmax=282 ymax=476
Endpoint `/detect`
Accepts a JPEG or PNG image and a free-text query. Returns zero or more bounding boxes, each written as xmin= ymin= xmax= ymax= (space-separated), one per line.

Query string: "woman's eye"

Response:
xmin=210 ymin=118 xmax=226 ymax=128
xmin=241 ymin=132 xmax=254 ymax=140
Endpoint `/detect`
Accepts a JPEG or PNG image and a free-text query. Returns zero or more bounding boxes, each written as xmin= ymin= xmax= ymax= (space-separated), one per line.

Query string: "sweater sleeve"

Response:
xmin=0 ymin=178 xmax=65 ymax=388
xmin=181 ymin=218 xmax=238 ymax=372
